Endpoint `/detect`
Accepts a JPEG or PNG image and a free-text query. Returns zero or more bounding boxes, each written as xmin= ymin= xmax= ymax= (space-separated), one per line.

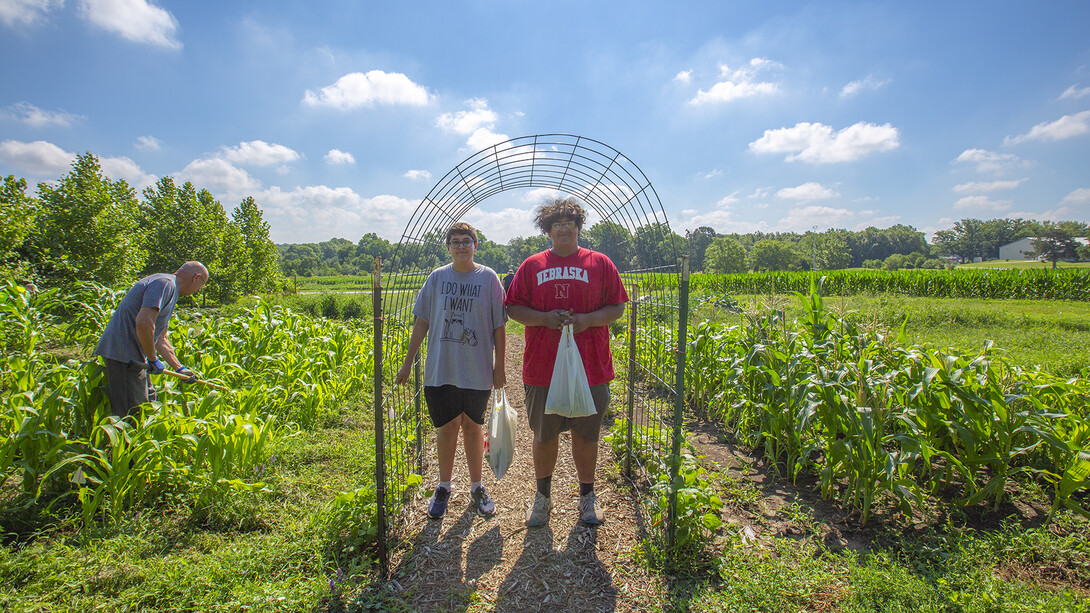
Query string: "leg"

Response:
xmin=461 ymin=414 xmax=485 ymax=483
xmin=435 ymin=418 xmax=460 ymax=483
xmin=532 ymin=435 xmax=560 ymax=479
xmin=571 ymin=430 xmax=599 ymax=484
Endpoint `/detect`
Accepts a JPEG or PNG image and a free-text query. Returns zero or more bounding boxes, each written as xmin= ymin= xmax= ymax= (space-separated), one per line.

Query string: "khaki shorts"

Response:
xmin=524 ymin=383 xmax=610 ymax=443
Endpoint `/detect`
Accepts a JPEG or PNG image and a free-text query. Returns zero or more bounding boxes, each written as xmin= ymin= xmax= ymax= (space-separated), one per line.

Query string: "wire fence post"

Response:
xmin=414 ymin=352 xmax=423 ymax=474
xmin=667 ymin=255 xmax=690 ymax=551
xmin=625 ymin=284 xmax=638 ymax=480
xmin=372 ymin=256 xmax=388 ymax=577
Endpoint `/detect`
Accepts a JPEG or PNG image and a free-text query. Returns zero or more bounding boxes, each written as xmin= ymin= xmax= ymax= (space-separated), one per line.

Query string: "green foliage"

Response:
xmin=684 ymin=268 xmax=1090 ymax=301
xmin=27 ymin=153 xmax=147 ymax=287
xmin=749 ymin=239 xmax=803 ymax=272
xmin=705 ymin=236 xmax=747 ymax=274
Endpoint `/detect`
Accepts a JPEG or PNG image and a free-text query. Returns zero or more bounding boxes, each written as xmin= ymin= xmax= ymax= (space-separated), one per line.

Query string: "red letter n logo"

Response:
xmin=555 ymin=284 xmax=570 ymax=299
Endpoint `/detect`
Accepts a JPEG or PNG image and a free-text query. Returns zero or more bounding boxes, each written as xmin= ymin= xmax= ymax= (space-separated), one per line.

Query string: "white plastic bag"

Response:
xmin=544 ymin=325 xmax=597 ymax=418
xmin=485 ymin=388 xmax=517 ymax=479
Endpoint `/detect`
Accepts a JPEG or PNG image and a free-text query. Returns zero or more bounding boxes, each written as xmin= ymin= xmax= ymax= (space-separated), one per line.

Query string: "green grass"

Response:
xmin=694 ymin=293 xmax=1090 ymax=377
xmin=0 ymin=404 xmax=383 ymax=613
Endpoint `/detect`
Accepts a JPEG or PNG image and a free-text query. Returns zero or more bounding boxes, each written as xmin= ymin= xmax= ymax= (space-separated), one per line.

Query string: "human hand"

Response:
xmin=395 ymin=362 xmax=411 ymax=385
xmin=146 ymin=358 xmax=166 ymax=375
xmin=547 ymin=309 xmax=574 ymax=330
xmin=569 ymin=312 xmax=591 ymax=334
xmin=177 ymin=366 xmax=199 ymax=384
xmin=493 ymin=367 xmax=506 ymax=389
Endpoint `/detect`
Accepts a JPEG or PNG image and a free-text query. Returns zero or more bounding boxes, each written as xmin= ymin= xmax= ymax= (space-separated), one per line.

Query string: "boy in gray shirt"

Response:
xmin=395 ymin=223 xmax=507 ymax=518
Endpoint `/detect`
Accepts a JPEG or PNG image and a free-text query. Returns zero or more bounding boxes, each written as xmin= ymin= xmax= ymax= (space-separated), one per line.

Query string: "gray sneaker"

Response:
xmin=525 ymin=492 xmax=552 ymax=527
xmin=578 ymin=491 xmax=604 ymax=525
xmin=471 ymin=486 xmax=496 ymax=517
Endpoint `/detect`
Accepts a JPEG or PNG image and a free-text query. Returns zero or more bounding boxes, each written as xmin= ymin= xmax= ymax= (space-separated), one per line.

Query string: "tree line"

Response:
xmin=1 ymin=153 xmax=282 ymax=302
xmin=277 ymin=219 xmax=1088 ymax=277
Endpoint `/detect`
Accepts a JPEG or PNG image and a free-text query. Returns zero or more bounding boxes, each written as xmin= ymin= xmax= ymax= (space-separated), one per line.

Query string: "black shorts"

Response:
xmin=424 ymin=385 xmax=491 ymax=428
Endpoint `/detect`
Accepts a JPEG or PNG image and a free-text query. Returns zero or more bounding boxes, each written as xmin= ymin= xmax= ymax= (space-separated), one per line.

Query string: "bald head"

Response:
xmin=174 ymin=261 xmax=209 ymax=296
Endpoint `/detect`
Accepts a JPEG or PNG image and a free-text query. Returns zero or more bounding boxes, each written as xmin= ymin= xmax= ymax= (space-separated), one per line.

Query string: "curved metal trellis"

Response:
xmin=374 ymin=134 xmax=689 ymax=575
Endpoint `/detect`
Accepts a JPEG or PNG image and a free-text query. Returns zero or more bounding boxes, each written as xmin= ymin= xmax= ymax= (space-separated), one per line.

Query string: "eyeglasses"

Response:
xmin=550 ymin=220 xmax=577 ymax=231
xmin=448 ymin=239 xmax=476 ymax=248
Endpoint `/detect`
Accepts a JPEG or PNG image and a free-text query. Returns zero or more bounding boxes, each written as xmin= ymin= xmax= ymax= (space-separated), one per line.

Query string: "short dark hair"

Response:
xmin=445 ymin=222 xmax=478 ymax=244
xmin=534 ymin=197 xmax=586 ymax=235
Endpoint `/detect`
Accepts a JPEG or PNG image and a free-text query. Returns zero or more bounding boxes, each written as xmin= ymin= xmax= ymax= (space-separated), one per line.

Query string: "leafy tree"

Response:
xmin=749 ymin=239 xmax=801 ymax=271
xmin=581 ymin=221 xmax=634 ymax=271
xmin=686 ymin=226 xmax=717 ymax=272
xmin=233 ymin=196 xmax=282 ymax=294
xmin=704 ymin=236 xmax=747 ymax=274
xmin=30 ymin=153 xmax=145 ymax=286
xmin=505 ymin=234 xmax=551 ymax=267
xmin=1030 ymin=222 xmax=1080 ymax=269
xmin=0 ymin=175 xmax=36 ymax=276
xmin=800 ymin=232 xmax=851 ymax=270
xmin=632 ymin=223 xmax=685 ymax=270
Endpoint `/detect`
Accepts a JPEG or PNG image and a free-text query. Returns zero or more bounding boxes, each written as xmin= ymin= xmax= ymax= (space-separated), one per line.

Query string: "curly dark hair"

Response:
xmin=533 ymin=197 xmax=586 ymax=235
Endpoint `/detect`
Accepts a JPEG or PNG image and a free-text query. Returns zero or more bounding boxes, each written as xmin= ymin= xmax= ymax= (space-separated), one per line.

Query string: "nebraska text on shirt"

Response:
xmin=537 ymin=266 xmax=589 ymax=285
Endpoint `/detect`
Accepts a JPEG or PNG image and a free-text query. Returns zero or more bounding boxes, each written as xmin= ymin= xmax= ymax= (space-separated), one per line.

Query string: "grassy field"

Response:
xmin=957 ymin=260 xmax=1090 ymax=270
xmin=693 ymin=293 xmax=1090 ymax=377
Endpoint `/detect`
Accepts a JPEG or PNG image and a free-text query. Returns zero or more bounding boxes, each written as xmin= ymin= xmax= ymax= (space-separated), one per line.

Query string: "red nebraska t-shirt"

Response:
xmin=505 ymin=247 xmax=629 ymax=386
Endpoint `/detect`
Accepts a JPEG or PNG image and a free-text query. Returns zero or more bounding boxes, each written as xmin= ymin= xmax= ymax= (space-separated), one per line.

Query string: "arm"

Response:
xmin=492 ymin=324 xmax=506 ymax=389
xmin=135 ymin=307 xmax=160 ymax=362
xmin=570 ymin=303 xmax=626 ymax=334
xmin=155 ymin=329 xmax=184 ymax=371
xmin=395 ymin=317 xmax=429 ymax=385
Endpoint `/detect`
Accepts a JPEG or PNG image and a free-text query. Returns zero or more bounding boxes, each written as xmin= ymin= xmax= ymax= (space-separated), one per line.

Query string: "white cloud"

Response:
xmin=778 ymin=205 xmax=854 ymax=231
xmin=749 ymin=121 xmax=900 ymax=163
xmin=840 ymin=76 xmax=890 ymax=98
xmin=1060 ymin=85 xmax=1090 ymax=100
xmin=701 ymin=169 xmax=723 ymax=179
xmin=2 ymin=101 xmax=80 ymax=127
xmin=1004 ymin=110 xmax=1090 ymax=145
xmin=714 ymin=193 xmax=740 ymax=208
xmin=220 ymin=140 xmax=300 ymax=166
xmin=77 ymin=0 xmax=181 ymax=50
xmin=436 ymin=98 xmax=509 ymax=152
xmin=99 ymin=155 xmax=156 ymax=190
xmin=674 ymin=70 xmax=692 ymax=83
xmin=461 ymin=205 xmax=543 ymax=245
xmin=1061 ymin=187 xmax=1090 ymax=206
xmin=681 ymin=208 xmax=771 ymax=235
xmin=324 ymin=149 xmax=355 ymax=165
xmin=1008 ymin=205 xmax=1075 ymax=221
xmin=0 ymin=139 xmax=73 ymax=175
xmin=519 ymin=187 xmax=566 ymax=205
xmin=953 ymin=195 xmax=1012 ymax=212
xmin=178 ymin=157 xmax=262 ymax=194
xmin=256 ymin=186 xmax=418 ymax=243
xmin=403 ymin=169 xmax=431 ymax=181
xmin=954 ymin=148 xmax=1027 ymax=174
xmin=0 ymin=0 xmax=61 ymax=27
xmin=776 ymin=182 xmax=839 ymax=202
xmin=952 ymin=178 xmax=1026 ymax=194
xmin=688 ymin=58 xmax=780 ymax=105
xmin=303 ymin=70 xmax=430 ymax=109
xmin=134 ymin=135 xmax=161 ymax=151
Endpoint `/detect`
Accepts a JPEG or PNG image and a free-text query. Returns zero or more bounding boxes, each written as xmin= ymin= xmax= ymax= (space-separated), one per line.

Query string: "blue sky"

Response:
xmin=1 ymin=0 xmax=1088 ymax=244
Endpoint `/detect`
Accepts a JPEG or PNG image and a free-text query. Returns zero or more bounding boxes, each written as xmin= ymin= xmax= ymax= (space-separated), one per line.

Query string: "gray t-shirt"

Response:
xmin=413 ymin=263 xmax=507 ymax=390
xmin=94 ymin=273 xmax=179 ymax=364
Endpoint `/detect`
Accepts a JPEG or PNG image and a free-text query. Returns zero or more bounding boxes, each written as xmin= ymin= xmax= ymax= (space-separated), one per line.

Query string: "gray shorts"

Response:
xmin=104 ymin=358 xmax=157 ymax=418
xmin=524 ymin=383 xmax=610 ymax=443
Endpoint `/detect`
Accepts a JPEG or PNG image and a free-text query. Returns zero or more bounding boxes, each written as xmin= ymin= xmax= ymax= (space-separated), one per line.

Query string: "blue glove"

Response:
xmin=146 ymin=358 xmax=166 ymax=375
xmin=177 ymin=366 xmax=199 ymax=384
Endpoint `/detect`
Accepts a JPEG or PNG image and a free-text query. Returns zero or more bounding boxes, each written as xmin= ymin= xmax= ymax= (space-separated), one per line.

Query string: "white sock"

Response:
xmin=438 ymin=480 xmax=452 ymax=491
xmin=470 ymin=481 xmax=482 ymax=492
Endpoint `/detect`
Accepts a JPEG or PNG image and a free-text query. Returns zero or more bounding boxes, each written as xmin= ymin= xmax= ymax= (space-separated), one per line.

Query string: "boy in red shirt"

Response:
xmin=505 ymin=198 xmax=628 ymax=526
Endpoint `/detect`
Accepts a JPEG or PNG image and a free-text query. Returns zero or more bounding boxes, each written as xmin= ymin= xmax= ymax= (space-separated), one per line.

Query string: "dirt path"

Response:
xmin=386 ymin=333 xmax=662 ymax=612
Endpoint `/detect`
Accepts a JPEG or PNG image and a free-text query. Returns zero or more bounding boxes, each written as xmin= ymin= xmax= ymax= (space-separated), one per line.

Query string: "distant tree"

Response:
xmin=632 ymin=223 xmax=685 ymax=270
xmin=582 ymin=221 xmax=633 ymax=271
xmin=1030 ymin=222 xmax=1080 ymax=269
xmin=233 ymin=196 xmax=282 ymax=294
xmin=30 ymin=153 xmax=146 ymax=286
xmin=472 ymin=230 xmax=511 ymax=273
xmin=933 ymin=218 xmax=989 ymax=262
xmin=1077 ymin=243 xmax=1090 ymax=261
xmin=749 ymin=239 xmax=801 ymax=271
xmin=704 ymin=236 xmax=747 ymax=274
xmin=800 ymin=232 xmax=851 ymax=270
xmin=505 ymin=234 xmax=551 ymax=266
xmin=687 ymin=226 xmax=717 ymax=272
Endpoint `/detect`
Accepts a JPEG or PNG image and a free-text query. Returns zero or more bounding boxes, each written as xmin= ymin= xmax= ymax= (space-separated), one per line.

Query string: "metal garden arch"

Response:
xmin=372 ymin=134 xmax=690 ymax=575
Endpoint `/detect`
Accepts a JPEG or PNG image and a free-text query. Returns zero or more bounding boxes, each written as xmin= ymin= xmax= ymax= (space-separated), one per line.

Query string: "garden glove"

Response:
xmin=146 ymin=358 xmax=166 ymax=375
xmin=177 ymin=367 xmax=199 ymax=384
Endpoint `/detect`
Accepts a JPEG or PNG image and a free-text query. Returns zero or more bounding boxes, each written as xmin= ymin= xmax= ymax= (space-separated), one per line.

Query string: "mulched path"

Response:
xmin=385 ymin=333 xmax=666 ymax=612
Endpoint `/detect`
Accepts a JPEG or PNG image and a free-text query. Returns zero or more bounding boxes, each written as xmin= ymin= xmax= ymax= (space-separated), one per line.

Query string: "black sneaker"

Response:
xmin=471 ymin=486 xmax=496 ymax=517
xmin=427 ymin=486 xmax=450 ymax=519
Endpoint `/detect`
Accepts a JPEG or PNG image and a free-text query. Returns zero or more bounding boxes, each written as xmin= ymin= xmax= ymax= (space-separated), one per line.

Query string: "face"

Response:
xmin=179 ymin=272 xmax=207 ymax=296
xmin=446 ymin=234 xmax=477 ymax=262
xmin=547 ymin=218 xmax=579 ymax=250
